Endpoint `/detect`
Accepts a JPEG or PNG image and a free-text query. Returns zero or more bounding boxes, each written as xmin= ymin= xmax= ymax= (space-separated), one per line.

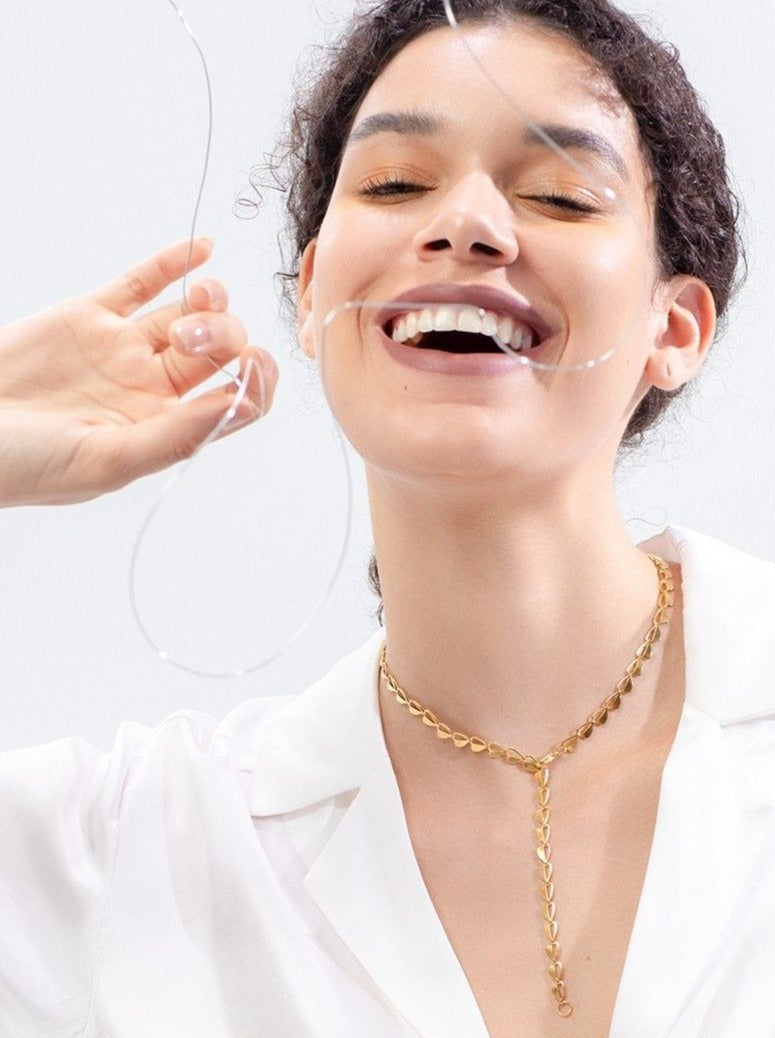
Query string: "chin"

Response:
xmin=354 ymin=410 xmax=544 ymax=487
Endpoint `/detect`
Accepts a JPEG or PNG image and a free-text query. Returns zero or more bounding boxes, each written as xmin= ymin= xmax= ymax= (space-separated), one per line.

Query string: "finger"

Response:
xmin=138 ymin=278 xmax=230 ymax=352
xmin=225 ymin=348 xmax=278 ymax=426
xmin=92 ymin=350 xmax=278 ymax=488
xmin=89 ymin=237 xmax=214 ymax=318
xmin=184 ymin=279 xmax=229 ymax=313
xmin=159 ymin=312 xmax=251 ymax=397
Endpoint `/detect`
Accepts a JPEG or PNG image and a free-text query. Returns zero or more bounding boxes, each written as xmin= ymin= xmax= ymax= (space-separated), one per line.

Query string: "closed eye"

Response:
xmin=359 ymin=176 xmax=599 ymax=217
xmin=359 ymin=176 xmax=429 ymax=197
xmin=529 ymin=193 xmax=598 ymax=214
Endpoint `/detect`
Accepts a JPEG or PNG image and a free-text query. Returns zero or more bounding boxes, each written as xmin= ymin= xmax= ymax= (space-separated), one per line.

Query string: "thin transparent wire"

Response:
xmin=432 ymin=0 xmax=653 ymax=372
xmin=443 ymin=0 xmax=616 ymax=199
xmin=163 ymin=0 xmax=212 ymax=322
xmin=126 ymin=0 xmax=354 ymax=679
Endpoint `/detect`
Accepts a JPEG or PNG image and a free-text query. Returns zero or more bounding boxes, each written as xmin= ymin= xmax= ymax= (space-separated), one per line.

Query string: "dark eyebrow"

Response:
xmin=346 ymin=111 xmax=445 ymax=147
xmin=530 ymin=123 xmax=630 ymax=182
xmin=345 ymin=110 xmax=630 ymax=182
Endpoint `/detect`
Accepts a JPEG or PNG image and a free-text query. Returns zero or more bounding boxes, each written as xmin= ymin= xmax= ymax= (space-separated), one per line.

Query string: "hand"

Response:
xmin=0 ymin=237 xmax=277 ymax=507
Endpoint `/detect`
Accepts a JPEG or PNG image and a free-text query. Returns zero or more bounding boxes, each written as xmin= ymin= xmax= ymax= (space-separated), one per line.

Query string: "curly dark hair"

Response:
xmin=247 ymin=0 xmax=746 ymax=620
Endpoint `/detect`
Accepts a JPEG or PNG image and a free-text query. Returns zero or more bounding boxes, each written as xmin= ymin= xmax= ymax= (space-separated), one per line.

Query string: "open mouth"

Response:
xmin=384 ymin=305 xmax=541 ymax=355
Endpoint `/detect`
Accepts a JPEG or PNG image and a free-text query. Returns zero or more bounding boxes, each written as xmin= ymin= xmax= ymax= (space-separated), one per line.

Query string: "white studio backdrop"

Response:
xmin=0 ymin=0 xmax=772 ymax=751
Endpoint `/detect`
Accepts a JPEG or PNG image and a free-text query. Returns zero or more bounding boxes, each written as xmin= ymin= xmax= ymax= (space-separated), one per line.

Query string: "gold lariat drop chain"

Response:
xmin=378 ymin=553 xmax=674 ymax=1019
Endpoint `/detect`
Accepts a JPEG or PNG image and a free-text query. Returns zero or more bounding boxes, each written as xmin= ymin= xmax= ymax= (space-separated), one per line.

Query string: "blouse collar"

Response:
xmin=224 ymin=522 xmax=775 ymax=817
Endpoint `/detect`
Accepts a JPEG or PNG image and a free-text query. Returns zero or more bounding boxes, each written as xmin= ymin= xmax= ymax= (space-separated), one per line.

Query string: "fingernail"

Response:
xmin=170 ymin=319 xmax=211 ymax=354
xmin=202 ymin=282 xmax=226 ymax=309
xmin=259 ymin=352 xmax=278 ymax=380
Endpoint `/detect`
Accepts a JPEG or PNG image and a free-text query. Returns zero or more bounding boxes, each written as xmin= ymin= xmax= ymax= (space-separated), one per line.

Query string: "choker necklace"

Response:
xmin=378 ymin=552 xmax=674 ymax=1019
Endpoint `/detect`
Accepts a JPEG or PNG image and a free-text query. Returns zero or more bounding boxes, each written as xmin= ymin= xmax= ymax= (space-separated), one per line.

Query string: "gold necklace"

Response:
xmin=378 ymin=553 xmax=674 ymax=1019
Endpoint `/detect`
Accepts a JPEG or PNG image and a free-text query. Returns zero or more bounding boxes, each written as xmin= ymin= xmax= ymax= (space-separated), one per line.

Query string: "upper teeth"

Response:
xmin=390 ymin=306 xmax=536 ymax=352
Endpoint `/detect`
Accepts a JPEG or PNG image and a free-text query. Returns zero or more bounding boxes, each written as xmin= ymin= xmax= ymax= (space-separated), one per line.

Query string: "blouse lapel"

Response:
xmin=241 ymin=632 xmax=490 ymax=1037
xmin=303 ymin=760 xmax=490 ymax=1038
xmin=608 ymin=700 xmax=775 ymax=1038
xmin=237 ymin=523 xmax=775 ymax=1038
xmin=609 ymin=525 xmax=775 ymax=1038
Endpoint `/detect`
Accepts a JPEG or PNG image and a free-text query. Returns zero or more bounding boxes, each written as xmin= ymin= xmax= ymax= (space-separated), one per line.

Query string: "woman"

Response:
xmin=1 ymin=1 xmax=773 ymax=1036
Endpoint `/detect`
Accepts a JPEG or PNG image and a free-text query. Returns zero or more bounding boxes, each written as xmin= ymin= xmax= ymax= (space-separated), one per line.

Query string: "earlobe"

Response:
xmin=649 ymin=276 xmax=717 ymax=390
xmin=297 ymin=240 xmax=317 ymax=360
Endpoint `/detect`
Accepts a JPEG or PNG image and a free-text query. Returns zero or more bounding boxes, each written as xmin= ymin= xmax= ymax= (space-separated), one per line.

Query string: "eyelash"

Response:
xmin=359 ymin=176 xmax=599 ymax=214
xmin=360 ymin=176 xmax=427 ymax=198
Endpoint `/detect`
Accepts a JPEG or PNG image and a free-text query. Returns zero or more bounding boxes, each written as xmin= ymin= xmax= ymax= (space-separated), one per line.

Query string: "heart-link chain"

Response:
xmin=379 ymin=552 xmax=674 ymax=1018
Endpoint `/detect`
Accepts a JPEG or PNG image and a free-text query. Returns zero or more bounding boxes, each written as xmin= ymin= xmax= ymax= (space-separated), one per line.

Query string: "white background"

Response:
xmin=0 ymin=0 xmax=772 ymax=751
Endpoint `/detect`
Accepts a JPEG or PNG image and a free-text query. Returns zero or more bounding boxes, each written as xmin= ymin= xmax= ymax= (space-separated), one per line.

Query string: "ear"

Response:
xmin=647 ymin=276 xmax=717 ymax=390
xmin=297 ymin=240 xmax=318 ymax=360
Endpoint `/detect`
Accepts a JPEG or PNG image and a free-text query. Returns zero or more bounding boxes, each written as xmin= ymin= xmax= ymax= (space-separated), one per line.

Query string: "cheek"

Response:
xmin=314 ymin=202 xmax=414 ymax=309
xmin=315 ymin=205 xmax=374 ymax=278
xmin=533 ymin=223 xmax=651 ymax=346
xmin=543 ymin=222 xmax=643 ymax=283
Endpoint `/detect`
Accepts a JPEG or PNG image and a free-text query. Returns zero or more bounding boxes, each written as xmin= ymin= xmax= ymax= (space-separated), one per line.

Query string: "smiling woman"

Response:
xmin=0 ymin=2 xmax=773 ymax=1037
xmin=279 ymin=0 xmax=742 ymax=444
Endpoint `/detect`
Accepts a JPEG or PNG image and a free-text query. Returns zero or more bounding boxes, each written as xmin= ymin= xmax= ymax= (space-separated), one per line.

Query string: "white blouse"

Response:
xmin=1 ymin=523 xmax=774 ymax=1038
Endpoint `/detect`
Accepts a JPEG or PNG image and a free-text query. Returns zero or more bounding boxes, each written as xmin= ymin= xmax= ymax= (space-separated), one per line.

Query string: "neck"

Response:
xmin=368 ymin=469 xmax=680 ymax=772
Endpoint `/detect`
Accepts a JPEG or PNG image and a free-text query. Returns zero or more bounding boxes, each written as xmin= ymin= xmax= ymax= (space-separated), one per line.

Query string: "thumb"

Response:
xmin=96 ymin=354 xmax=274 ymax=489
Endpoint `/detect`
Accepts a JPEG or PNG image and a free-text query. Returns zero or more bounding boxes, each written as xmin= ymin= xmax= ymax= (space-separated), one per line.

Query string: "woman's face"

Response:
xmin=300 ymin=20 xmax=681 ymax=492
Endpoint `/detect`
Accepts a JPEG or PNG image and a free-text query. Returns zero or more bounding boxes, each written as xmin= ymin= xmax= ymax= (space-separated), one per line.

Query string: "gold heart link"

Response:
xmin=541 ymin=881 xmax=555 ymax=902
xmin=535 ymin=824 xmax=551 ymax=843
xmin=543 ymin=901 xmax=557 ymax=923
xmin=544 ymin=919 xmax=559 ymax=941
xmin=540 ymin=862 xmax=553 ymax=883
xmin=548 ymin=960 xmax=564 ymax=980
xmin=545 ymin=941 xmax=560 ymax=960
xmin=536 ymin=845 xmax=551 ymax=864
xmin=535 ymin=807 xmax=550 ymax=826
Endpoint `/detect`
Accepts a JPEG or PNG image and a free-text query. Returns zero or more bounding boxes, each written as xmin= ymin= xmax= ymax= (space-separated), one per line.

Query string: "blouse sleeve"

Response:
xmin=0 ymin=720 xmax=150 ymax=1034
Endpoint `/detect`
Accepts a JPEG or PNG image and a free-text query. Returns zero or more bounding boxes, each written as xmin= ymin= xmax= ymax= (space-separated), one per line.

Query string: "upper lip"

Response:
xmin=376 ymin=283 xmax=557 ymax=343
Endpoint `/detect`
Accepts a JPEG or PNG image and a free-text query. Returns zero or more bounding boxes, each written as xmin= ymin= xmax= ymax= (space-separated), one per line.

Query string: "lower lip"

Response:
xmin=378 ymin=327 xmax=531 ymax=376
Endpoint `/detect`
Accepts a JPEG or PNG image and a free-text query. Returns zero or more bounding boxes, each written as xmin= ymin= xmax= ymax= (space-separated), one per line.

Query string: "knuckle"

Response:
xmin=125 ymin=275 xmax=148 ymax=301
xmin=171 ymin=438 xmax=196 ymax=465
xmin=165 ymin=414 xmax=198 ymax=466
xmin=155 ymin=252 xmax=178 ymax=283
xmin=160 ymin=349 xmax=185 ymax=390
xmin=202 ymin=278 xmax=228 ymax=307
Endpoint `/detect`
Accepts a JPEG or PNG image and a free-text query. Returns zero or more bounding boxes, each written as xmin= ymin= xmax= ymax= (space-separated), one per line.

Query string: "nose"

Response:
xmin=412 ymin=172 xmax=519 ymax=267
